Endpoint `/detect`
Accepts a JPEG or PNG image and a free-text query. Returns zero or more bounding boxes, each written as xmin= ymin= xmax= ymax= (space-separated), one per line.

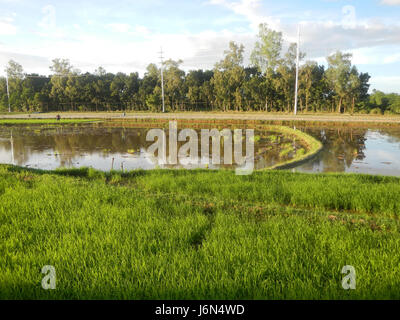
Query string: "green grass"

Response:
xmin=1 ymin=165 xmax=400 ymax=300
xmin=265 ymin=126 xmax=323 ymax=170
xmin=0 ymin=119 xmax=100 ymax=125
xmin=279 ymin=143 xmax=294 ymax=158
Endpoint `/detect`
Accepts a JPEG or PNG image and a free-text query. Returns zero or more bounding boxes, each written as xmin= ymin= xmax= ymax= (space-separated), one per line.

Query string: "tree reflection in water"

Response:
xmin=0 ymin=124 xmax=301 ymax=170
xmin=2 ymin=122 xmax=400 ymax=176
xmin=299 ymin=127 xmax=368 ymax=172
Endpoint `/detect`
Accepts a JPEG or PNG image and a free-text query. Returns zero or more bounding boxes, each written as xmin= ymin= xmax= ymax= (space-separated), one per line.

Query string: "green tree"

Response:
xmin=348 ymin=66 xmax=361 ymax=114
xmin=250 ymin=23 xmax=283 ymax=111
xmin=163 ymin=59 xmax=185 ymax=111
xmin=185 ymin=70 xmax=212 ymax=111
xmin=140 ymin=64 xmax=160 ymax=111
xmin=212 ymin=41 xmax=245 ymax=111
xmin=299 ymin=62 xmax=325 ymax=112
xmin=49 ymin=59 xmax=78 ymax=111
xmin=326 ymin=51 xmax=353 ymax=113
xmin=4 ymin=60 xmax=25 ymax=111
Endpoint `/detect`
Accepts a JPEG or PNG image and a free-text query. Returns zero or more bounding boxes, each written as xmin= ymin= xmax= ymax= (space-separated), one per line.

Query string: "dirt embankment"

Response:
xmin=2 ymin=112 xmax=400 ymax=123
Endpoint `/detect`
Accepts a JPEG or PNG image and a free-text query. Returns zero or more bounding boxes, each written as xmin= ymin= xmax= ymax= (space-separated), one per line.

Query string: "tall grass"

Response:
xmin=1 ymin=165 xmax=400 ymax=299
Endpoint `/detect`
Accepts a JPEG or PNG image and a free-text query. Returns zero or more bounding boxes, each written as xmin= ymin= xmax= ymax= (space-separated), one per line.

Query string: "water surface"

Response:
xmin=0 ymin=123 xmax=303 ymax=171
xmin=294 ymin=125 xmax=400 ymax=176
xmin=1 ymin=121 xmax=400 ymax=176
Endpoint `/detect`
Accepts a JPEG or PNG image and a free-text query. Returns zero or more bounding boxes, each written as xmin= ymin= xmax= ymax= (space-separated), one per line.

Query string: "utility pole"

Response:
xmin=10 ymin=130 xmax=14 ymax=165
xmin=294 ymin=25 xmax=300 ymax=116
xmin=159 ymin=47 xmax=165 ymax=113
xmin=6 ymin=74 xmax=11 ymax=113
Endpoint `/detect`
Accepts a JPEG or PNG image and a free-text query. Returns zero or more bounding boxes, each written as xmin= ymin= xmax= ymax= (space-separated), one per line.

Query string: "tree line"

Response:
xmin=0 ymin=24 xmax=398 ymax=114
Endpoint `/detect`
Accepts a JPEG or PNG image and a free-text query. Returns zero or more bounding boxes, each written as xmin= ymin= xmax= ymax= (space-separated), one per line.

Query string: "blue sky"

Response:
xmin=0 ymin=0 xmax=399 ymax=92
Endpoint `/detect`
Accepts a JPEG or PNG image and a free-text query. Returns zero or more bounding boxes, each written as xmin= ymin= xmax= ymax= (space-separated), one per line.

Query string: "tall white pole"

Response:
xmin=6 ymin=74 xmax=11 ymax=113
xmin=294 ymin=25 xmax=300 ymax=115
xmin=159 ymin=47 xmax=165 ymax=113
xmin=10 ymin=130 xmax=14 ymax=165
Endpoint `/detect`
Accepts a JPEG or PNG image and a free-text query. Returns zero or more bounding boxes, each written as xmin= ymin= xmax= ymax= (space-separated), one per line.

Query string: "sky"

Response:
xmin=0 ymin=0 xmax=399 ymax=93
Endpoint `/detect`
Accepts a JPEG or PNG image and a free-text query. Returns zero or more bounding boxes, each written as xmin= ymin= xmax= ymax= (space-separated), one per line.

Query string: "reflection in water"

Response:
xmin=2 ymin=123 xmax=400 ymax=176
xmin=0 ymin=126 xmax=155 ymax=171
xmin=10 ymin=131 xmax=14 ymax=165
xmin=0 ymin=124 xmax=303 ymax=171
xmin=295 ymin=126 xmax=400 ymax=176
xmin=297 ymin=127 xmax=367 ymax=173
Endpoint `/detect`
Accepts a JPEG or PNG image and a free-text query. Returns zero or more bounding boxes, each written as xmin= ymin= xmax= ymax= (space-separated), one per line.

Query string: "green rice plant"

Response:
xmin=279 ymin=145 xmax=293 ymax=158
xmin=269 ymin=135 xmax=278 ymax=143
xmin=296 ymin=148 xmax=306 ymax=157
xmin=264 ymin=126 xmax=323 ymax=170
xmin=1 ymin=165 xmax=400 ymax=299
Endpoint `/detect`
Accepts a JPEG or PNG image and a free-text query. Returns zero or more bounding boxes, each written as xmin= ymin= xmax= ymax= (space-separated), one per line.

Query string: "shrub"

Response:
xmin=370 ymin=108 xmax=382 ymax=115
xmin=384 ymin=110 xmax=395 ymax=116
xmin=390 ymin=105 xmax=400 ymax=114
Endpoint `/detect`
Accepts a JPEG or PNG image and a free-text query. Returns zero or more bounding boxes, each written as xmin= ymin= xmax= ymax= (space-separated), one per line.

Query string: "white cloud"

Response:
xmin=1 ymin=0 xmax=399 ymax=93
xmin=107 ymin=23 xmax=131 ymax=33
xmin=207 ymin=0 xmax=281 ymax=31
xmin=207 ymin=0 xmax=400 ymax=60
xmin=106 ymin=23 xmax=152 ymax=37
xmin=370 ymin=76 xmax=400 ymax=93
xmin=0 ymin=21 xmax=17 ymax=35
xmin=381 ymin=0 xmax=400 ymax=5
xmin=0 ymin=26 xmax=255 ymax=77
xmin=0 ymin=50 xmax=50 ymax=76
xmin=0 ymin=16 xmax=17 ymax=35
xmin=134 ymin=25 xmax=151 ymax=35
xmin=383 ymin=52 xmax=400 ymax=64
xmin=297 ymin=20 xmax=400 ymax=59
xmin=312 ymin=46 xmax=400 ymax=69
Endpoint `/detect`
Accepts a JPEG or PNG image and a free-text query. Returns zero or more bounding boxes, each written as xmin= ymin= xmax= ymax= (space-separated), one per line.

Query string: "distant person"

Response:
xmin=56 ymin=114 xmax=61 ymax=121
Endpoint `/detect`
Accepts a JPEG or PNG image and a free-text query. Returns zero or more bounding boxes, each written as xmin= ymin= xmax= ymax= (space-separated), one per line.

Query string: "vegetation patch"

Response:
xmin=1 ymin=165 xmax=400 ymax=299
xmin=99 ymin=119 xmax=323 ymax=171
xmin=0 ymin=119 xmax=100 ymax=125
xmin=261 ymin=125 xmax=323 ymax=170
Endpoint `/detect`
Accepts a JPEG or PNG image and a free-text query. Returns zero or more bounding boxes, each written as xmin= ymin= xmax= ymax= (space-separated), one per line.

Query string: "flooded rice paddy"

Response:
xmin=0 ymin=122 xmax=305 ymax=171
xmin=1 ymin=121 xmax=400 ymax=176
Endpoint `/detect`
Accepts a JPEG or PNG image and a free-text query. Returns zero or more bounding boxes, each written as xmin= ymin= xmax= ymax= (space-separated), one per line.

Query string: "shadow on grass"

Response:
xmin=4 ymin=165 xmax=148 ymax=180
xmin=4 ymin=163 xmax=399 ymax=185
